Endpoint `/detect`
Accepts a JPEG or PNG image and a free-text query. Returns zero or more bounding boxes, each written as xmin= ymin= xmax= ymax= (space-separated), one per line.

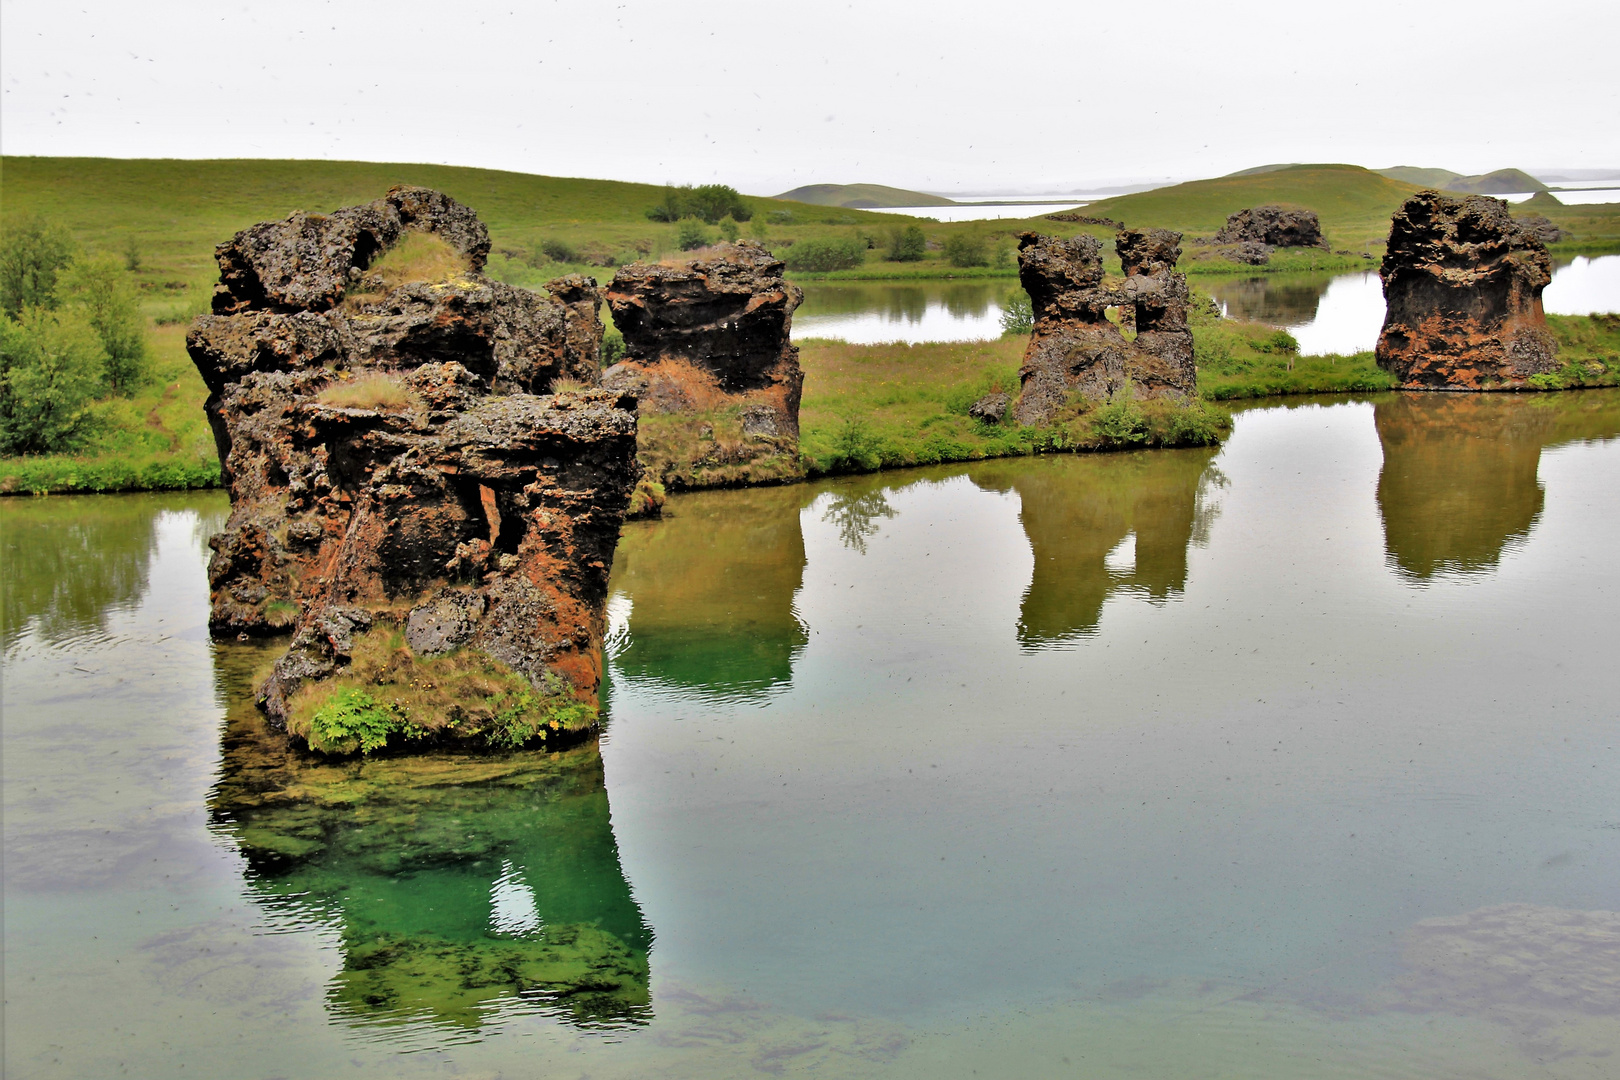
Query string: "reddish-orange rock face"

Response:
xmin=188 ymin=188 xmax=638 ymax=752
xmin=602 ymin=242 xmax=803 ymax=488
xmin=1376 ymin=191 xmax=1558 ymax=390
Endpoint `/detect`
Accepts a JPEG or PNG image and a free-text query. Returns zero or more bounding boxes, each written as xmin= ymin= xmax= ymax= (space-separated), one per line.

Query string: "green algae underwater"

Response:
xmin=6 ymin=390 xmax=1620 ymax=1078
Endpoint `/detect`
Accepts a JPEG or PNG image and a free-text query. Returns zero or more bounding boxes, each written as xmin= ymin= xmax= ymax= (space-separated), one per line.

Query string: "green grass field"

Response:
xmin=2 ymin=156 xmax=1615 ymax=494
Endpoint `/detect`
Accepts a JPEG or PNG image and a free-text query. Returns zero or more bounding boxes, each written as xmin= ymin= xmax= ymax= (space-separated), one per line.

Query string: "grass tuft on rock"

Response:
xmin=285 ymin=626 xmax=597 ymax=755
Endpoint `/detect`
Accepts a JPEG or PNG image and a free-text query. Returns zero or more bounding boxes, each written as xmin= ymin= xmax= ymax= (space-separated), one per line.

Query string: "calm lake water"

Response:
xmin=6 ymin=391 xmax=1620 ymax=1077
xmin=796 ymin=255 xmax=1620 ymax=352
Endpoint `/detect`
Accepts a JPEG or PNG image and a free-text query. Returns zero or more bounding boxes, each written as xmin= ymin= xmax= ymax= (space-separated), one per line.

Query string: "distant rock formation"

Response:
xmin=1214 ymin=204 xmax=1328 ymax=249
xmin=1375 ymin=191 xmax=1558 ymax=390
xmin=188 ymin=187 xmax=639 ymax=753
xmin=1514 ymin=214 xmax=1566 ymax=246
xmin=603 ymin=241 xmax=804 ymax=487
xmin=1011 ymin=229 xmax=1197 ymax=426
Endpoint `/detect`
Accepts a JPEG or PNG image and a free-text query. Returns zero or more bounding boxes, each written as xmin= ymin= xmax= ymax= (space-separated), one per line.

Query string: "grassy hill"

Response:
xmin=0 ymin=157 xmax=906 ymax=310
xmin=1378 ymin=166 xmax=1463 ymax=187
xmin=1445 ymin=168 xmax=1547 ymax=194
xmin=1079 ymin=164 xmax=1423 ymax=248
xmin=773 ymin=183 xmax=954 ymax=208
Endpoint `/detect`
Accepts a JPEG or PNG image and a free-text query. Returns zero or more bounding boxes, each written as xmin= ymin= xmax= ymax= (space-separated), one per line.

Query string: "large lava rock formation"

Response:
xmin=188 ymin=187 xmax=639 ymax=754
xmin=1214 ymin=204 xmax=1328 ymax=249
xmin=1012 ymin=229 xmax=1197 ymax=426
xmin=602 ymin=241 xmax=804 ymax=487
xmin=1375 ymin=191 xmax=1558 ymax=390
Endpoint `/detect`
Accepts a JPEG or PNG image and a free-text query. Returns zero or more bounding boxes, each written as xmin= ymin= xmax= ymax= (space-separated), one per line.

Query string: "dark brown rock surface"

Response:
xmin=1012 ymin=229 xmax=1197 ymax=426
xmin=189 ymin=187 xmax=636 ymax=754
xmin=1375 ymin=191 xmax=1557 ymax=390
xmin=603 ymin=242 xmax=803 ymax=487
xmin=1214 ymin=204 xmax=1327 ymax=249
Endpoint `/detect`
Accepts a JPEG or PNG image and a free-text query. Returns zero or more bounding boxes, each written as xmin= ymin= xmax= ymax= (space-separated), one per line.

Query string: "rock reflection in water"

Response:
xmin=1205 ymin=273 xmax=1337 ymax=325
xmin=609 ymin=484 xmax=810 ymax=700
xmin=973 ymin=449 xmax=1222 ymax=646
xmin=0 ymin=492 xmax=226 ymax=648
xmin=208 ymin=644 xmax=652 ymax=1032
xmin=1375 ymin=391 xmax=1620 ymax=581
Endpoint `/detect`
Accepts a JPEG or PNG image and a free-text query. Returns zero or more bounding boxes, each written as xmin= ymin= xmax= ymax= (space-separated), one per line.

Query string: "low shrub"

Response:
xmin=538 ymin=238 xmax=578 ymax=263
xmin=601 ymin=327 xmax=626 ymax=364
xmin=781 ymin=237 xmax=866 ymax=272
xmin=886 ymin=225 xmax=926 ymax=262
xmin=675 ymin=219 xmax=711 ymax=251
xmin=1000 ymin=292 xmax=1033 ymax=336
xmin=943 ymin=233 xmax=988 ymax=268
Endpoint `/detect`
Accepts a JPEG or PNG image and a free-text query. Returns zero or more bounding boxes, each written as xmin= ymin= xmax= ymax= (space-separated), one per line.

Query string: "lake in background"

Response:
xmin=796 ymin=256 xmax=1620 ymax=353
xmin=6 ymin=391 xmax=1620 ymax=1078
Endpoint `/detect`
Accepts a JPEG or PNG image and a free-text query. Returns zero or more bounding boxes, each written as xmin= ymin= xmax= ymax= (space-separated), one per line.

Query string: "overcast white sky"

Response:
xmin=2 ymin=0 xmax=1615 ymax=195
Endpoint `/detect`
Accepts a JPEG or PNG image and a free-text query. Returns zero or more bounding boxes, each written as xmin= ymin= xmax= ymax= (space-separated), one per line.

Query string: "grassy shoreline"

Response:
xmin=7 ymin=313 xmax=1615 ymax=496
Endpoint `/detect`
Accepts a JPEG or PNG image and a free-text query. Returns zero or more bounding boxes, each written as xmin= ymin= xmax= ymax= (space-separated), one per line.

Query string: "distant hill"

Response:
xmin=773 ymin=183 xmax=956 ymax=208
xmin=1443 ymin=169 xmax=1547 ymax=194
xmin=1377 ymin=166 xmax=1547 ymax=194
xmin=1377 ymin=166 xmax=1463 ymax=187
xmin=1081 ymin=164 xmax=1424 ymax=246
xmin=1225 ymin=164 xmax=1304 ymax=177
xmin=0 ymin=157 xmax=899 ymax=289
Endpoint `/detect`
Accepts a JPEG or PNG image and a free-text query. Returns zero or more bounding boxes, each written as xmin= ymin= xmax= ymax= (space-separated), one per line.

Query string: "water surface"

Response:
xmin=6 ymin=391 xmax=1620 ymax=1077
xmin=797 ymin=256 xmax=1618 ymax=350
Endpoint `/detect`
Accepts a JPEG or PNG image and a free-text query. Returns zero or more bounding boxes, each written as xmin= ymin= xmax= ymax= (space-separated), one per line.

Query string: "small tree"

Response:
xmin=0 ymin=218 xmax=77 ymax=318
xmin=123 ymin=235 xmax=143 ymax=272
xmin=63 ymin=255 xmax=148 ymax=395
xmin=718 ymin=217 xmax=741 ymax=243
xmin=538 ymin=238 xmax=578 ymax=263
xmin=999 ymin=291 xmax=1033 ymax=335
xmin=748 ymin=217 xmax=771 ymax=241
xmin=781 ymin=237 xmax=866 ymax=272
xmin=0 ymin=309 xmax=107 ymax=453
xmin=886 ymin=225 xmax=927 ymax=262
xmin=942 ymin=233 xmax=988 ymax=268
xmin=675 ymin=219 xmax=711 ymax=251
xmin=688 ymin=184 xmax=752 ymax=224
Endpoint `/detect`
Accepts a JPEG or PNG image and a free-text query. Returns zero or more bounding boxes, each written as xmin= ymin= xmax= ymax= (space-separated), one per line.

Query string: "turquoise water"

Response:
xmin=5 ymin=391 xmax=1620 ymax=1077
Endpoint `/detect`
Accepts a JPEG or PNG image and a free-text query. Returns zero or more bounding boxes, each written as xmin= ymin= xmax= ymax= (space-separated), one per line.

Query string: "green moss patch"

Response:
xmin=285 ymin=626 xmax=598 ymax=755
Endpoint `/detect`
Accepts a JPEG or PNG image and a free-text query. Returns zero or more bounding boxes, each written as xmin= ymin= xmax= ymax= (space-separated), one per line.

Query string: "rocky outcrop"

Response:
xmin=1375 ymin=191 xmax=1558 ymax=390
xmin=1514 ymin=214 xmax=1565 ymax=246
xmin=1214 ymin=204 xmax=1328 ymax=249
xmin=602 ymin=241 xmax=803 ymax=487
xmin=1012 ymin=229 xmax=1196 ymax=426
xmin=188 ymin=187 xmax=639 ymax=754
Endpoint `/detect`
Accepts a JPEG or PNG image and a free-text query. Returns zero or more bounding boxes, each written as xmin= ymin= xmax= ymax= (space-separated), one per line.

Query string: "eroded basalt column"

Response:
xmin=1012 ymin=229 xmax=1197 ymax=426
xmin=1375 ymin=191 xmax=1557 ymax=390
xmin=188 ymin=186 xmax=638 ymax=754
xmin=603 ymin=241 xmax=804 ymax=487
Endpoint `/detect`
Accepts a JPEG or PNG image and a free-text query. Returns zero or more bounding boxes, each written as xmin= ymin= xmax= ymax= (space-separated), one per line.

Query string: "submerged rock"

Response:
xmin=1214 ymin=204 xmax=1328 ymax=249
xmin=1375 ymin=191 xmax=1558 ymax=390
xmin=603 ymin=241 xmax=804 ymax=488
xmin=188 ymin=187 xmax=638 ymax=754
xmin=1012 ymin=229 xmax=1197 ymax=426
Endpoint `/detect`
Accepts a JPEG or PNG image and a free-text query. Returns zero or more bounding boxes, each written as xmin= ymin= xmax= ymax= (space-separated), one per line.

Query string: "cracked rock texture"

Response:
xmin=602 ymin=242 xmax=804 ymax=488
xmin=188 ymin=187 xmax=637 ymax=748
xmin=1375 ymin=191 xmax=1558 ymax=390
xmin=1214 ymin=204 xmax=1328 ymax=249
xmin=1011 ymin=229 xmax=1197 ymax=425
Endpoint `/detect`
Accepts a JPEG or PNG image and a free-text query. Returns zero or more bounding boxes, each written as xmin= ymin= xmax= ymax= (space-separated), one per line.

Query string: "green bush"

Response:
xmin=718 ymin=217 xmax=741 ymax=243
xmin=601 ymin=327 xmax=626 ymax=364
xmin=0 ymin=309 xmax=107 ymax=454
xmin=886 ymin=225 xmax=927 ymax=262
xmin=645 ymin=184 xmax=752 ymax=224
xmin=1090 ymin=394 xmax=1150 ymax=446
xmin=309 ymin=687 xmax=404 ymax=754
xmin=675 ymin=219 xmax=712 ymax=251
xmin=942 ymin=233 xmax=988 ymax=268
xmin=1165 ymin=401 xmax=1226 ymax=446
xmin=1000 ymin=292 xmax=1033 ymax=336
xmin=1 ymin=218 xmax=77 ymax=319
xmin=63 ymin=255 xmax=148 ymax=395
xmin=538 ymin=238 xmax=578 ymax=263
xmin=1254 ymin=329 xmax=1300 ymax=355
xmin=829 ymin=415 xmax=884 ymax=471
xmin=781 ymin=237 xmax=866 ymax=272
xmin=767 ymin=210 xmax=796 ymax=225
